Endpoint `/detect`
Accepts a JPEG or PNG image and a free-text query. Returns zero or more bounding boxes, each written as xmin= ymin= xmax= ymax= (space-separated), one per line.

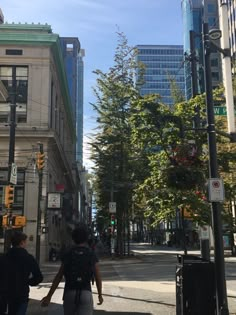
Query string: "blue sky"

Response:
xmin=1 ymin=0 xmax=183 ymax=168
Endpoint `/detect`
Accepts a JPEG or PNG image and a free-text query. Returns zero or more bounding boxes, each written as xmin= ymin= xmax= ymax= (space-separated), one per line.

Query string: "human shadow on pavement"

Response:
xmin=34 ymin=284 xmax=175 ymax=308
xmin=28 ymin=299 xmax=152 ymax=314
xmin=98 ymin=292 xmax=175 ymax=307
xmin=94 ymin=312 xmax=151 ymax=314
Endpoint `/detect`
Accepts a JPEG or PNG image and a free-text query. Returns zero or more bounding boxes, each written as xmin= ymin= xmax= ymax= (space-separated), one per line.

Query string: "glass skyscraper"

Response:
xmin=60 ymin=38 xmax=84 ymax=164
xmin=228 ymin=0 xmax=236 ymax=59
xmin=136 ymin=45 xmax=185 ymax=106
xmin=182 ymin=0 xmax=222 ymax=99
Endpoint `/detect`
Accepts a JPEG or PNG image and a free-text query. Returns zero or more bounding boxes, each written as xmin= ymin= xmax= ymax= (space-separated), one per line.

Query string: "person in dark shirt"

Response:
xmin=0 ymin=254 xmax=7 ymax=315
xmin=3 ymin=231 xmax=43 ymax=315
xmin=41 ymin=223 xmax=103 ymax=315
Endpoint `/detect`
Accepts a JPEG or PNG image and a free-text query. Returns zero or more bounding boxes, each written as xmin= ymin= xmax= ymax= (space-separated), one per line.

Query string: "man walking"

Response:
xmin=3 ymin=231 xmax=43 ymax=315
xmin=41 ymin=223 xmax=103 ymax=314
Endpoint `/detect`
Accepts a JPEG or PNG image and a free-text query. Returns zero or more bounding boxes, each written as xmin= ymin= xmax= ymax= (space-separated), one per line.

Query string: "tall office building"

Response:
xmin=136 ymin=45 xmax=185 ymax=106
xmin=77 ymin=49 xmax=85 ymax=164
xmin=182 ymin=0 xmax=222 ymax=99
xmin=0 ymin=9 xmax=4 ymax=24
xmin=60 ymin=38 xmax=84 ymax=164
xmin=228 ymin=1 xmax=236 ymax=59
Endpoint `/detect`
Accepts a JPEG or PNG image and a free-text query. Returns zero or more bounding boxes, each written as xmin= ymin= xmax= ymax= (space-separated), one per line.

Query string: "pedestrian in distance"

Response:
xmin=41 ymin=223 xmax=103 ymax=315
xmin=1 ymin=231 xmax=43 ymax=315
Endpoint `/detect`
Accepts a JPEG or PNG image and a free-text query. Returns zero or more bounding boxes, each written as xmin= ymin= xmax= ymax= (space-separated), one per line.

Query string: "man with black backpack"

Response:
xmin=41 ymin=223 xmax=103 ymax=314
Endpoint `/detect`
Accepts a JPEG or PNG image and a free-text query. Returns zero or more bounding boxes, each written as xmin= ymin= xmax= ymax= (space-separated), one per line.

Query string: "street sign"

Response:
xmin=10 ymin=163 xmax=17 ymax=184
xmin=109 ymin=202 xmax=116 ymax=213
xmin=47 ymin=193 xmax=61 ymax=209
xmin=199 ymin=225 xmax=210 ymax=240
xmin=214 ymin=106 xmax=236 ymax=116
xmin=208 ymin=178 xmax=225 ymax=202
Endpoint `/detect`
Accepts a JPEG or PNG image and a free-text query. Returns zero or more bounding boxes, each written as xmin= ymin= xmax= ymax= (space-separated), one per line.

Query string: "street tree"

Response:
xmin=90 ymin=31 xmax=143 ymax=254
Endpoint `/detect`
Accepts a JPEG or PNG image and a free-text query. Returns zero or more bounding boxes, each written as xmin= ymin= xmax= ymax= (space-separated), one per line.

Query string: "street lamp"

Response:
xmin=203 ymin=22 xmax=229 ymax=315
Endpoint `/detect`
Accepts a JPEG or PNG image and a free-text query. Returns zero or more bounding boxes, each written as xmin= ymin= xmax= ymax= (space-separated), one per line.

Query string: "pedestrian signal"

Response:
xmin=4 ymin=185 xmax=14 ymax=209
xmin=36 ymin=152 xmax=45 ymax=170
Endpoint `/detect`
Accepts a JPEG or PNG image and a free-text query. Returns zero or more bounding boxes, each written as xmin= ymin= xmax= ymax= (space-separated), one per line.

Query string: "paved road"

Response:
xmin=27 ymin=243 xmax=236 ymax=315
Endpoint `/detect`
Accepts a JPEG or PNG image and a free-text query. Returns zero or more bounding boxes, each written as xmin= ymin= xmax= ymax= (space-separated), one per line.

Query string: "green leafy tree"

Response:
xmin=90 ymin=31 xmax=236 ymax=250
xmin=90 ymin=31 xmax=143 ymax=254
xmin=129 ymin=93 xmax=211 ymax=229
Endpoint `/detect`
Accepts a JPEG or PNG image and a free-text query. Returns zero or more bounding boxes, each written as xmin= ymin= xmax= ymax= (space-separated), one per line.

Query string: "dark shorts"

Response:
xmin=63 ymin=290 xmax=93 ymax=315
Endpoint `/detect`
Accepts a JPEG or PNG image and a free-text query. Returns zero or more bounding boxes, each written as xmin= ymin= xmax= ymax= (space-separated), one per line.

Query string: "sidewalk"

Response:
xmin=27 ymin=243 xmax=236 ymax=315
xmin=130 ymin=241 xmax=236 ymax=262
xmin=130 ymin=242 xmax=236 ymax=299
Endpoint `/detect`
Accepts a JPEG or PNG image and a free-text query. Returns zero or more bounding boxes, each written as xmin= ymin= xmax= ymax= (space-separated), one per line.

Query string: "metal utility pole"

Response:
xmin=203 ymin=22 xmax=229 ymax=315
xmin=35 ymin=143 xmax=44 ymax=263
xmin=4 ymin=66 xmax=17 ymax=253
xmin=189 ymin=29 xmax=210 ymax=261
xmin=189 ymin=30 xmax=198 ymax=98
xmin=218 ymin=0 xmax=235 ymax=135
xmin=189 ymin=30 xmax=201 ymax=130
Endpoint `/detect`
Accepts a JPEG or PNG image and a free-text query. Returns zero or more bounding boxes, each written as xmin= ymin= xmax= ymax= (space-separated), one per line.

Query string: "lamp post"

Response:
xmin=203 ymin=22 xmax=229 ymax=315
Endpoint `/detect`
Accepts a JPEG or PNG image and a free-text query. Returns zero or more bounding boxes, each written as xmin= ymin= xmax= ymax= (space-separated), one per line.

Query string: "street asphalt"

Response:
xmin=27 ymin=243 xmax=236 ymax=315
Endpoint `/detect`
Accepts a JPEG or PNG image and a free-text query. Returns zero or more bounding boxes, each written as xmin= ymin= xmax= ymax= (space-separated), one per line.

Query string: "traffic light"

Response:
xmin=111 ymin=214 xmax=115 ymax=225
xmin=4 ymin=185 xmax=14 ymax=209
xmin=36 ymin=152 xmax=45 ymax=170
xmin=0 ymin=215 xmax=10 ymax=227
xmin=12 ymin=215 xmax=26 ymax=228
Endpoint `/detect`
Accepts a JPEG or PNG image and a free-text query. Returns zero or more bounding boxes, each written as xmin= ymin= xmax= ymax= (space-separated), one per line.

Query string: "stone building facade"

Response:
xmin=0 ymin=23 xmax=80 ymax=261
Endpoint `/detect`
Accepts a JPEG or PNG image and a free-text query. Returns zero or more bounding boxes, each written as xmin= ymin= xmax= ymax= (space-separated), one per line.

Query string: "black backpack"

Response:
xmin=63 ymin=246 xmax=95 ymax=291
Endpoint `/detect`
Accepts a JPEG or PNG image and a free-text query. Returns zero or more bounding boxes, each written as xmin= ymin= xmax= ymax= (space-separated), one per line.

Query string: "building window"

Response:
xmin=6 ymin=49 xmax=23 ymax=56
xmin=208 ymin=4 xmax=216 ymax=13
xmin=212 ymin=72 xmax=219 ymax=81
xmin=14 ymin=186 xmax=24 ymax=205
xmin=211 ymin=58 xmax=218 ymax=67
xmin=0 ymin=115 xmax=8 ymax=123
xmin=0 ymin=66 xmax=28 ymax=123
xmin=0 ymin=187 xmax=3 ymax=205
xmin=208 ymin=17 xmax=216 ymax=27
xmin=66 ymin=43 xmax=73 ymax=49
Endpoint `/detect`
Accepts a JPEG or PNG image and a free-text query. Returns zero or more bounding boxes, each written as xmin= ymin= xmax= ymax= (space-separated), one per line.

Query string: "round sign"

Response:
xmin=212 ymin=180 xmax=220 ymax=188
xmin=12 ymin=164 xmax=17 ymax=176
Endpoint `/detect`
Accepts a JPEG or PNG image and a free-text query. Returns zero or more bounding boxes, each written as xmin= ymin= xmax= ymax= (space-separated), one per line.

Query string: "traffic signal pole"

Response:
xmin=36 ymin=143 xmax=44 ymax=263
xmin=4 ymin=66 xmax=17 ymax=252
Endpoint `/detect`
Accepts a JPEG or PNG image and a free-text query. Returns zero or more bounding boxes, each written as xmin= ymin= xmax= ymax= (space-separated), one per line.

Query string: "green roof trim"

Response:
xmin=0 ymin=23 xmax=52 ymax=32
xmin=0 ymin=23 xmax=75 ymax=140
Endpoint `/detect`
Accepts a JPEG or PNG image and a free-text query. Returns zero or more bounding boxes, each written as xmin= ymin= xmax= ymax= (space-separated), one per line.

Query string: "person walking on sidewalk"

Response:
xmin=41 ymin=223 xmax=103 ymax=315
xmin=2 ymin=231 xmax=43 ymax=315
